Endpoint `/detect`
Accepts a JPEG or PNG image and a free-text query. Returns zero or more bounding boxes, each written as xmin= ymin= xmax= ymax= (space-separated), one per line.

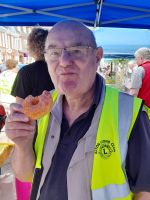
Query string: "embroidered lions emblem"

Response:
xmin=94 ymin=140 xmax=115 ymax=159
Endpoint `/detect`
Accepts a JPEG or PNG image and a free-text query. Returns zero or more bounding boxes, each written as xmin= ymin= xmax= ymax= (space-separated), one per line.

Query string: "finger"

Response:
xmin=6 ymin=112 xmax=30 ymax=123
xmin=5 ymin=121 xmax=36 ymax=132
xmin=5 ymin=122 xmax=36 ymax=141
xmin=9 ymin=103 xmax=24 ymax=114
xmin=6 ymin=129 xmax=35 ymax=139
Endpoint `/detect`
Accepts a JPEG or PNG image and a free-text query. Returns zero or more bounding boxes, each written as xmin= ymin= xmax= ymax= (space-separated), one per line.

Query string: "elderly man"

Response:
xmin=129 ymin=48 xmax=150 ymax=108
xmin=5 ymin=21 xmax=150 ymax=200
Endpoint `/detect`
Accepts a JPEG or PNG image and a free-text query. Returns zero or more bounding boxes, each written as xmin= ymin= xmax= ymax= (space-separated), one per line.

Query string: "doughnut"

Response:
xmin=22 ymin=90 xmax=53 ymax=120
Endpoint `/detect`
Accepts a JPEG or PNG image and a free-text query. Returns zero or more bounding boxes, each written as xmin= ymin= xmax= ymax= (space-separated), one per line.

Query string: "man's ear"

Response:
xmin=96 ymin=47 xmax=103 ymax=64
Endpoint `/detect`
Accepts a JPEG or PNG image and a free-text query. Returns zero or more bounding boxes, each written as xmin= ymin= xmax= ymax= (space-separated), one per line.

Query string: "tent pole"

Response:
xmin=94 ymin=0 xmax=104 ymax=28
xmin=42 ymin=2 xmax=94 ymax=11
xmin=101 ymin=13 xmax=150 ymax=25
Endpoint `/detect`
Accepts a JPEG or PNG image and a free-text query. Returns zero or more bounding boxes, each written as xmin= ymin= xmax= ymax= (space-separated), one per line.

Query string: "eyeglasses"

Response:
xmin=44 ymin=45 xmax=95 ymax=61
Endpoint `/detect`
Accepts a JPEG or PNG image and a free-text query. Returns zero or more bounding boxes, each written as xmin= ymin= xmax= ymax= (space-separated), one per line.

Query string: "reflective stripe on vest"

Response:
xmin=35 ymin=90 xmax=58 ymax=169
xmin=91 ymin=86 xmax=142 ymax=200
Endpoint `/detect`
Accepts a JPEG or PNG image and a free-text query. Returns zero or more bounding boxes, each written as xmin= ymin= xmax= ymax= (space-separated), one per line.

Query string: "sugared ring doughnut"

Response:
xmin=22 ymin=90 xmax=53 ymax=120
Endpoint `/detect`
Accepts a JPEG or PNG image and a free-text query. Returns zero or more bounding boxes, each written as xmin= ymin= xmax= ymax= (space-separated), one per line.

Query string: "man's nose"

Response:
xmin=59 ymin=50 xmax=73 ymax=67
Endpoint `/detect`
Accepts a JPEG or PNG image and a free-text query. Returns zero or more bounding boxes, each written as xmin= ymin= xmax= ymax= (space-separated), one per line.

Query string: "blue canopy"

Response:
xmin=0 ymin=0 xmax=150 ymax=28
xmin=94 ymin=27 xmax=150 ymax=58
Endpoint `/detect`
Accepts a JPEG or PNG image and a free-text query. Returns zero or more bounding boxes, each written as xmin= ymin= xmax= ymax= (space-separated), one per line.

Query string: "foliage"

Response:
xmin=111 ymin=58 xmax=128 ymax=67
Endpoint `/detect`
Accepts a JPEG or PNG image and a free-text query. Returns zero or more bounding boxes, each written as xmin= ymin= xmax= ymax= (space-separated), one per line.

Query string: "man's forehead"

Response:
xmin=49 ymin=21 xmax=90 ymax=36
xmin=46 ymin=31 xmax=89 ymax=47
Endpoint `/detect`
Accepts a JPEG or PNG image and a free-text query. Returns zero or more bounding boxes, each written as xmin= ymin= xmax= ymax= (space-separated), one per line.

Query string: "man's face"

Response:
xmin=45 ymin=26 xmax=102 ymax=98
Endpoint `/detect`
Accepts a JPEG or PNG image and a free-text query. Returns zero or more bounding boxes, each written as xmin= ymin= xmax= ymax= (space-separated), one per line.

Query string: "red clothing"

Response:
xmin=0 ymin=104 xmax=6 ymax=131
xmin=138 ymin=61 xmax=150 ymax=107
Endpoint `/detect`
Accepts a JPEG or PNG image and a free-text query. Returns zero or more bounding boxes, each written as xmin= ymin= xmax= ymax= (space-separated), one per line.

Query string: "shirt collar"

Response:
xmin=92 ymin=73 xmax=105 ymax=108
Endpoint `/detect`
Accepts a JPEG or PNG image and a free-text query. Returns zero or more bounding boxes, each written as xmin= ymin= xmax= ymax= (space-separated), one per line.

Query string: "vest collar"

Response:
xmin=51 ymin=94 xmax=63 ymax=124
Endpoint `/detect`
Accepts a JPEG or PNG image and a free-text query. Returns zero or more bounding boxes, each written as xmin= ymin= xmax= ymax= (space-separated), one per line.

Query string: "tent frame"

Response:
xmin=0 ymin=1 xmax=150 ymax=27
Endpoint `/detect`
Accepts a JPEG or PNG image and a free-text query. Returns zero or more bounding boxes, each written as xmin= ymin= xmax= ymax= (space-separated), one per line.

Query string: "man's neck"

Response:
xmin=63 ymin=86 xmax=95 ymax=126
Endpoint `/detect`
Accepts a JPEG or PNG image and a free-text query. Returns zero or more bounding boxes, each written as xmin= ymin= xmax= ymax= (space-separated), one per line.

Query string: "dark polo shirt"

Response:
xmin=38 ymin=74 xmax=150 ymax=200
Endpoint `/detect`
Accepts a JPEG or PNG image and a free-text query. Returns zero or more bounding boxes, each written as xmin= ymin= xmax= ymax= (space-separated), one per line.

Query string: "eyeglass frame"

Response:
xmin=44 ymin=45 xmax=97 ymax=61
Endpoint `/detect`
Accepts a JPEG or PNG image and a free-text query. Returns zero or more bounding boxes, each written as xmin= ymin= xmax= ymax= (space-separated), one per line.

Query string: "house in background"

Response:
xmin=0 ymin=26 xmax=32 ymax=65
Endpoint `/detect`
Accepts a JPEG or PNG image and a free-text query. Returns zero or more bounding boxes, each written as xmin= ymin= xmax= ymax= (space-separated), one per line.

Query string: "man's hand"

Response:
xmin=5 ymin=103 xmax=36 ymax=150
xmin=5 ymin=103 xmax=36 ymax=181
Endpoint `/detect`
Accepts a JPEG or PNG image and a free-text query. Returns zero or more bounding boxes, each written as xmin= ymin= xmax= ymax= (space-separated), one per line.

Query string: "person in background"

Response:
xmin=0 ymin=59 xmax=18 ymax=112
xmin=11 ymin=27 xmax=54 ymax=200
xmin=5 ymin=20 xmax=150 ymax=200
xmin=129 ymin=47 xmax=150 ymax=117
xmin=124 ymin=60 xmax=137 ymax=92
xmin=11 ymin=27 xmax=54 ymax=104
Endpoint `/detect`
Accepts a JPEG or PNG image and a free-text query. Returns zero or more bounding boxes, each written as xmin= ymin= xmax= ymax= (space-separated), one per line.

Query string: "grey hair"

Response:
xmin=27 ymin=27 xmax=48 ymax=60
xmin=134 ymin=47 xmax=150 ymax=60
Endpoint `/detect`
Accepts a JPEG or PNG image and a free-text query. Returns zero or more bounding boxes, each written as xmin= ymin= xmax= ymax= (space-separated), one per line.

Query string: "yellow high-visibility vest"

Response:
xmin=35 ymin=86 xmax=142 ymax=200
xmin=91 ymin=86 xmax=141 ymax=200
